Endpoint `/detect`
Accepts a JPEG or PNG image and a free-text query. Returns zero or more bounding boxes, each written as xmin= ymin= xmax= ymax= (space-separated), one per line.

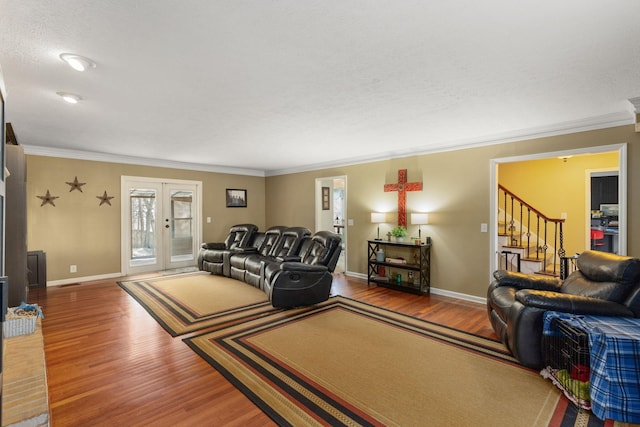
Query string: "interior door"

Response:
xmin=587 ymin=171 xmax=619 ymax=254
xmin=315 ymin=176 xmax=347 ymax=274
xmin=491 ymin=144 xmax=627 ymax=275
xmin=122 ymin=177 xmax=201 ymax=275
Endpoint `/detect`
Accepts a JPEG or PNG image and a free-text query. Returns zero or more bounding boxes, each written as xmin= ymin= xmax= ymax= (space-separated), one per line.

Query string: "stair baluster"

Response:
xmin=498 ymin=184 xmax=566 ymax=276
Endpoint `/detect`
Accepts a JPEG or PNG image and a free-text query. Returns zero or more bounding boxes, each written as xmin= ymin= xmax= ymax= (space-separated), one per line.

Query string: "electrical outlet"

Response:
xmin=480 ymin=223 xmax=488 ymax=233
xmin=70 ymin=265 xmax=77 ymax=273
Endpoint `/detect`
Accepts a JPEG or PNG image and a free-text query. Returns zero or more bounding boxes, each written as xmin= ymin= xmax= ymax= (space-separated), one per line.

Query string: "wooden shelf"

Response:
xmin=367 ymin=240 xmax=431 ymax=294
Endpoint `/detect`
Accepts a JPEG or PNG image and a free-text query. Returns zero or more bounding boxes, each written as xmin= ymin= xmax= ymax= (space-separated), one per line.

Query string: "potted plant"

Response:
xmin=390 ymin=226 xmax=408 ymax=242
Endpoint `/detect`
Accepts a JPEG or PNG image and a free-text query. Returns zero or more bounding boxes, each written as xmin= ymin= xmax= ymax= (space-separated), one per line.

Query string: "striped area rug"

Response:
xmin=184 ymin=296 xmax=612 ymax=426
xmin=118 ymin=272 xmax=281 ymax=336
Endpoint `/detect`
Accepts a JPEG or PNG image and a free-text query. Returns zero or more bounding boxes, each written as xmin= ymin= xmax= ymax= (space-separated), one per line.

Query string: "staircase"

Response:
xmin=498 ymin=184 xmax=566 ymax=277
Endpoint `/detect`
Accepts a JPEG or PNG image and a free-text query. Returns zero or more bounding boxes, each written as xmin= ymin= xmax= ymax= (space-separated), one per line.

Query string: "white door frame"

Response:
xmin=489 ymin=143 xmax=627 ymax=279
xmin=585 ymin=169 xmax=619 ymax=253
xmin=121 ymin=176 xmax=202 ymax=275
xmin=315 ymin=175 xmax=347 ymax=272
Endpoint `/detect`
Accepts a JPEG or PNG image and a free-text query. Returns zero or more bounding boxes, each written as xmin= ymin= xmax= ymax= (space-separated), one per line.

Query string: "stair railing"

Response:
xmin=560 ymin=254 xmax=579 ymax=280
xmin=498 ymin=184 xmax=566 ymax=275
xmin=499 ymin=250 xmax=521 ymax=272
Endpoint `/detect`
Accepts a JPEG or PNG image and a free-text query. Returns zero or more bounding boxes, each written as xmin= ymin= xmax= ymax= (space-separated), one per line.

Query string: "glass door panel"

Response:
xmin=167 ymin=189 xmax=194 ymax=265
xmin=129 ymin=186 xmax=160 ymax=270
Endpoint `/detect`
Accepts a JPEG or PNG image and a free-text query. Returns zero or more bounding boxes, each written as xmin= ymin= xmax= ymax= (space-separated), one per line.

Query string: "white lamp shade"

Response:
xmin=371 ymin=212 xmax=386 ymax=223
xmin=411 ymin=213 xmax=429 ymax=225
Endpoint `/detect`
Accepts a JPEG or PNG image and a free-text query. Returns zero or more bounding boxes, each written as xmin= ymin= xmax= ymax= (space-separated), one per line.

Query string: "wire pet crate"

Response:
xmin=541 ymin=318 xmax=591 ymax=410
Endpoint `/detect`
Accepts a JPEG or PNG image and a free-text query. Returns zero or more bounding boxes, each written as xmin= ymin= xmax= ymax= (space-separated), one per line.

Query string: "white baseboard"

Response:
xmin=344 ymin=271 xmax=486 ymax=305
xmin=46 ymin=272 xmax=124 ymax=287
xmin=431 ymin=287 xmax=486 ymax=304
xmin=47 ymin=270 xmax=487 ymax=306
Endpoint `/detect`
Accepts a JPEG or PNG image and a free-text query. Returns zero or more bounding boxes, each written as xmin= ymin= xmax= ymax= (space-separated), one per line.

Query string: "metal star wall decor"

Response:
xmin=66 ymin=176 xmax=86 ymax=192
xmin=37 ymin=189 xmax=60 ymax=207
xmin=97 ymin=190 xmax=115 ymax=206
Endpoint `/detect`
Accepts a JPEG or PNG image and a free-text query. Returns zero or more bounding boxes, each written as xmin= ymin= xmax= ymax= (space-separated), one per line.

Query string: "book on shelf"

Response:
xmin=385 ymin=257 xmax=407 ymax=265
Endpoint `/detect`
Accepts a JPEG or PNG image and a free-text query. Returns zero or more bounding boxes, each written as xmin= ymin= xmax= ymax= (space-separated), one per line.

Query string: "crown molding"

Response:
xmin=628 ymin=97 xmax=640 ymax=113
xmin=265 ymin=110 xmax=634 ymax=176
xmin=21 ymin=110 xmax=634 ymax=179
xmin=22 ymin=145 xmax=266 ymax=177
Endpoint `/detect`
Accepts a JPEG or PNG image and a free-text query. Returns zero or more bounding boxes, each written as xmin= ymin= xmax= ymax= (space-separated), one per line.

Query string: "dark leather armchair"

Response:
xmin=265 ymin=230 xmax=342 ymax=308
xmin=197 ymin=224 xmax=258 ymax=276
xmin=229 ymin=226 xmax=286 ymax=284
xmin=487 ymin=250 xmax=640 ymax=369
xmin=242 ymin=227 xmax=311 ymax=289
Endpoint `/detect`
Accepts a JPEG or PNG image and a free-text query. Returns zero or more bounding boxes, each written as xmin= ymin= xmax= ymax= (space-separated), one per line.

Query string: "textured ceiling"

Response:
xmin=1 ymin=1 xmax=639 ymax=175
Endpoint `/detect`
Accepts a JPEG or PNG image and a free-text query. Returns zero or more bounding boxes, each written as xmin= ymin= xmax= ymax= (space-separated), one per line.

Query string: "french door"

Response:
xmin=121 ymin=177 xmax=202 ymax=274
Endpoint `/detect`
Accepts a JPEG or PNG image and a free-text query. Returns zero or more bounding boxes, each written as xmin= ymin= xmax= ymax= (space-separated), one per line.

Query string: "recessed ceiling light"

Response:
xmin=56 ymin=92 xmax=82 ymax=104
xmin=59 ymin=53 xmax=96 ymax=72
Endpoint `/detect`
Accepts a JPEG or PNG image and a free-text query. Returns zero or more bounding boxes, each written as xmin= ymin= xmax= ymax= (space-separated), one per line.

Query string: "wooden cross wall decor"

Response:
xmin=384 ymin=169 xmax=423 ymax=227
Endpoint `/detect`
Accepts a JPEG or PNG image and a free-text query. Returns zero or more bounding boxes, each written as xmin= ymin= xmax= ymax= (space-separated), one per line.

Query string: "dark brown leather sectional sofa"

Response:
xmin=198 ymin=224 xmax=342 ymax=308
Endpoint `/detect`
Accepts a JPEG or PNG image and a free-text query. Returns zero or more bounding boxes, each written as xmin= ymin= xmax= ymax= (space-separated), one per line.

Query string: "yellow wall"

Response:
xmin=499 ymin=152 xmax=619 ymax=256
xmin=26 ymin=124 xmax=640 ymax=298
xmin=27 ymin=156 xmax=265 ymax=281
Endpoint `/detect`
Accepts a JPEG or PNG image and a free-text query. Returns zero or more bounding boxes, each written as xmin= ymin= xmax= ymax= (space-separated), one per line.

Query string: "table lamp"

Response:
xmin=371 ymin=212 xmax=386 ymax=240
xmin=411 ymin=213 xmax=429 ymax=243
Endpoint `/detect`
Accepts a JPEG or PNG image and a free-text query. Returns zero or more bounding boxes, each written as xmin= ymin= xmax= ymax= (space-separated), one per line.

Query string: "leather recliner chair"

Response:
xmin=487 ymin=250 xmax=640 ymax=369
xmin=265 ymin=230 xmax=343 ymax=308
xmin=229 ymin=226 xmax=287 ymax=284
xmin=242 ymin=227 xmax=311 ymax=289
xmin=197 ymin=224 xmax=258 ymax=276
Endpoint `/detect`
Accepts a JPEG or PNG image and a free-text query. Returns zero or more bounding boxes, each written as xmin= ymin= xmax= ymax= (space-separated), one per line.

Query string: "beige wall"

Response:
xmin=26 ymin=124 xmax=640 ymax=298
xmin=266 ymin=125 xmax=640 ymax=298
xmin=499 ymin=152 xmax=619 ymax=256
xmin=27 ymin=156 xmax=266 ymax=281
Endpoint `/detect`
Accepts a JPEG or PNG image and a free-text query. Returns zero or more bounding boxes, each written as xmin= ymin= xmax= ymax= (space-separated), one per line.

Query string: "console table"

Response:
xmin=543 ymin=312 xmax=640 ymax=423
xmin=367 ymin=239 xmax=430 ymax=294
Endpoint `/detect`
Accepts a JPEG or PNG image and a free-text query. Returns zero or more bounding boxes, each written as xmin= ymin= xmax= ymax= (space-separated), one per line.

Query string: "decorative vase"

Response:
xmin=395 ymin=237 xmax=404 ymax=243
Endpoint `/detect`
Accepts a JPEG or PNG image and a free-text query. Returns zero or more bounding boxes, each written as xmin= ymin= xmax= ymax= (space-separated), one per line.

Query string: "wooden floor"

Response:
xmin=31 ymin=272 xmax=497 ymax=427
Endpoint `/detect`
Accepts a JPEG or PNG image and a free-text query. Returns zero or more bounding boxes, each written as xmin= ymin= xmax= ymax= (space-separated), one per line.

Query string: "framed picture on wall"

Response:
xmin=226 ymin=189 xmax=247 ymax=208
xmin=322 ymin=187 xmax=330 ymax=210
